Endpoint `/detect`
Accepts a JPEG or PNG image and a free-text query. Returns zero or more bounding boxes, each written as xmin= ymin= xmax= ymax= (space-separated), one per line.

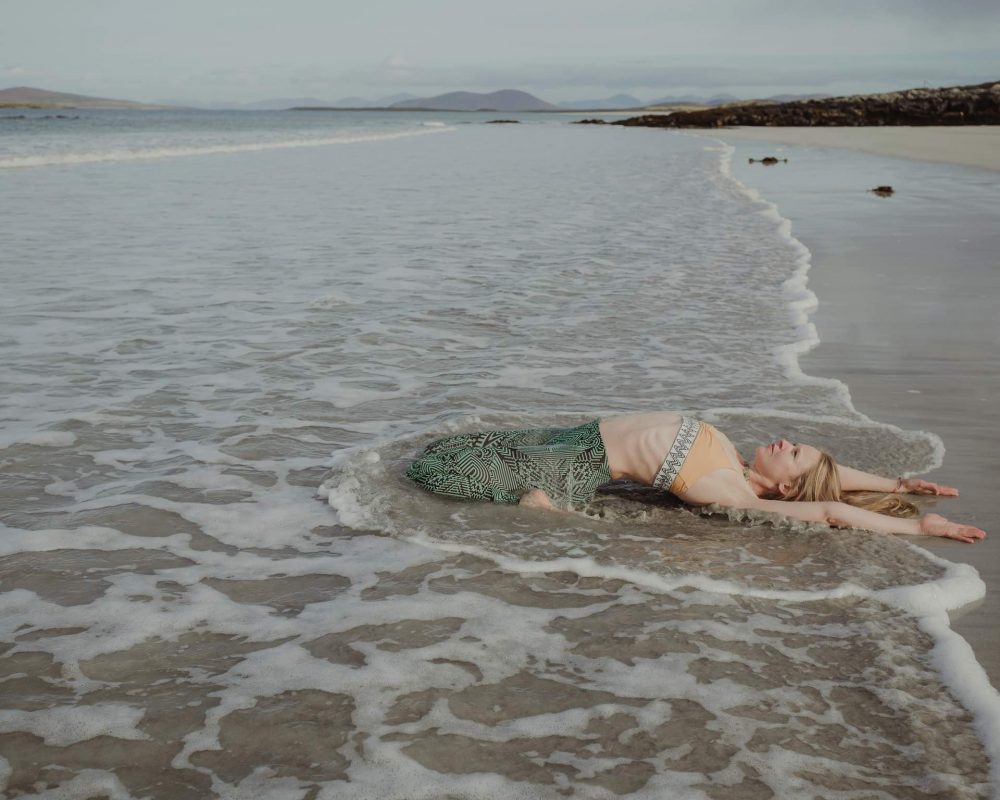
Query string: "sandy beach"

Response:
xmin=707 ymin=125 xmax=1000 ymax=687
xmin=710 ymin=125 xmax=1000 ymax=172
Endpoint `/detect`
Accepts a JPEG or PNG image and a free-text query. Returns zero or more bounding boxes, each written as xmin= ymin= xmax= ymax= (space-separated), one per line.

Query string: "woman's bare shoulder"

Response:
xmin=678 ymin=468 xmax=756 ymax=508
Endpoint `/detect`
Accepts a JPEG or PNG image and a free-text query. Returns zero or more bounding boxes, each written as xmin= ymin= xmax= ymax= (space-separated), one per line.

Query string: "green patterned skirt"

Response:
xmin=405 ymin=419 xmax=612 ymax=506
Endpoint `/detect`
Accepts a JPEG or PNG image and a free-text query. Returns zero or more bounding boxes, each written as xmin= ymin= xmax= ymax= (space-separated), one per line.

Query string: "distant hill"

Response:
xmin=331 ymin=96 xmax=373 ymax=108
xmin=646 ymin=93 xmax=704 ymax=107
xmin=0 ymin=86 xmax=169 ymax=109
xmin=233 ymin=97 xmax=340 ymax=110
xmin=375 ymin=93 xmax=419 ymax=106
xmin=390 ymin=89 xmax=558 ymax=111
xmin=558 ymin=94 xmax=643 ymax=110
xmin=321 ymin=93 xmax=420 ymax=108
xmin=648 ymin=92 xmax=739 ymax=107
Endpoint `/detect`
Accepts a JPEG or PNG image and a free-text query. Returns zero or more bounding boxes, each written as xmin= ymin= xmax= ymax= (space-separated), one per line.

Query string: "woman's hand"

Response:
xmin=919 ymin=513 xmax=986 ymax=543
xmin=899 ymin=478 xmax=958 ymax=496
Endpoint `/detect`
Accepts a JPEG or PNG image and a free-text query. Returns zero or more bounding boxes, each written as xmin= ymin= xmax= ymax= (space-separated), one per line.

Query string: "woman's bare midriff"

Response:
xmin=598 ymin=412 xmax=684 ymax=484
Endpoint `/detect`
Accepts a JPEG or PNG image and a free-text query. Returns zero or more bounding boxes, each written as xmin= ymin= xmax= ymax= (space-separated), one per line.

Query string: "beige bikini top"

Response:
xmin=652 ymin=417 xmax=744 ymax=495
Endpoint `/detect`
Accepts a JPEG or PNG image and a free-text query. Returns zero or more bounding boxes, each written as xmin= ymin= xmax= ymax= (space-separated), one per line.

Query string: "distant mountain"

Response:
xmin=0 ymin=86 xmax=168 ymax=109
xmin=287 ymin=93 xmax=419 ymax=109
xmin=235 ymin=97 xmax=340 ymax=110
xmin=558 ymin=94 xmax=643 ymax=110
xmin=648 ymin=93 xmax=711 ymax=107
xmin=705 ymin=93 xmax=741 ymax=106
xmin=390 ymin=89 xmax=558 ymax=111
xmin=647 ymin=92 xmax=739 ymax=107
xmin=327 ymin=96 xmax=372 ymax=107
xmin=376 ymin=93 xmax=418 ymax=106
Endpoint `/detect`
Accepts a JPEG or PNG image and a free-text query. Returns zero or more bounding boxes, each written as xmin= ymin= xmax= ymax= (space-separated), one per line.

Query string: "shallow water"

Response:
xmin=0 ymin=110 xmax=992 ymax=798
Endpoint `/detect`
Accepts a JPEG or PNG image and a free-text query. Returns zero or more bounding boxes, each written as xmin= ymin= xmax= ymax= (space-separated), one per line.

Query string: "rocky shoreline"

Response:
xmin=615 ymin=80 xmax=1000 ymax=128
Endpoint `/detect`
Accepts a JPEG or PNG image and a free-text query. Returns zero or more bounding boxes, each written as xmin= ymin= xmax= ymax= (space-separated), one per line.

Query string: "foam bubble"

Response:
xmin=15 ymin=770 xmax=135 ymax=800
xmin=0 ymin=430 xmax=76 ymax=449
xmin=310 ymin=292 xmax=361 ymax=308
xmin=0 ymin=705 xmax=147 ymax=746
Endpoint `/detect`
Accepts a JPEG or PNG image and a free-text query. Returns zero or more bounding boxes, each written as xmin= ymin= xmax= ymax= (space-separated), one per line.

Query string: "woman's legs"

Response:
xmin=422 ymin=427 xmax=564 ymax=455
xmin=406 ymin=421 xmax=612 ymax=506
xmin=404 ymin=445 xmax=526 ymax=504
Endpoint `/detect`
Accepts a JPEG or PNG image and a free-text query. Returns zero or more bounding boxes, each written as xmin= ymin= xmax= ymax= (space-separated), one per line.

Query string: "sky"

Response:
xmin=3 ymin=0 xmax=999 ymax=105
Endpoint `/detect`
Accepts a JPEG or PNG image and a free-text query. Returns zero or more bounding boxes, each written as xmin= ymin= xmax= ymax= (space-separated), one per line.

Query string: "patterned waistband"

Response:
xmin=651 ymin=416 xmax=701 ymax=491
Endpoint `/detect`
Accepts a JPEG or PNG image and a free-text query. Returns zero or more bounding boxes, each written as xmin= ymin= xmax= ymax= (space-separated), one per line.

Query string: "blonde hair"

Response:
xmin=779 ymin=451 xmax=919 ymax=518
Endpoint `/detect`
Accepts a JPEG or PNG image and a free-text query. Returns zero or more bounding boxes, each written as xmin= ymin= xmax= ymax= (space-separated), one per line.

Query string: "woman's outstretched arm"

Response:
xmin=744 ymin=497 xmax=986 ymax=543
xmin=835 ymin=463 xmax=958 ymax=496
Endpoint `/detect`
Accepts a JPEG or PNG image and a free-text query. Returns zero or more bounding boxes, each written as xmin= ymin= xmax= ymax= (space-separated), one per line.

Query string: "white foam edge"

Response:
xmin=0 ymin=523 xmax=191 ymax=558
xmin=691 ymin=132 xmax=947 ymax=474
xmin=695 ymin=139 xmax=1000 ymax=777
xmin=696 ymin=137 xmax=1000 ymax=773
xmin=900 ymin=542 xmax=1000 ymax=796
xmin=693 ymin=134 xmax=997 ymax=792
xmin=0 ymin=125 xmax=456 ymax=170
xmin=400 ymin=525 xmax=980 ymax=609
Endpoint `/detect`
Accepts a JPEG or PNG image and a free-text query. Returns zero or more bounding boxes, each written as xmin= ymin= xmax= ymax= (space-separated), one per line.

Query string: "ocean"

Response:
xmin=0 ymin=108 xmax=995 ymax=798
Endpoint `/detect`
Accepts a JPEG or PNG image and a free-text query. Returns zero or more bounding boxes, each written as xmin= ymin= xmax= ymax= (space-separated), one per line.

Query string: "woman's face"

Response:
xmin=752 ymin=439 xmax=822 ymax=490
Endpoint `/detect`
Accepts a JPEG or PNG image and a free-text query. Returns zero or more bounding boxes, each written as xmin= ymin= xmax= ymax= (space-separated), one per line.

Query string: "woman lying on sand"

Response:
xmin=406 ymin=412 xmax=987 ymax=543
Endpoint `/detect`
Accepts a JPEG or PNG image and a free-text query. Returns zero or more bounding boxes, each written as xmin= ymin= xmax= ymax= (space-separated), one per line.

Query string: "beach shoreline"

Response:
xmin=708 ymin=125 xmax=1000 ymax=172
xmin=704 ymin=126 xmax=1000 ymax=689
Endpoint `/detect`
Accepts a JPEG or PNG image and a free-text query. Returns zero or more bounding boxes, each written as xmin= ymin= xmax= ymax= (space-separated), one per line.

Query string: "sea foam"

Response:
xmin=0 ymin=125 xmax=455 ymax=169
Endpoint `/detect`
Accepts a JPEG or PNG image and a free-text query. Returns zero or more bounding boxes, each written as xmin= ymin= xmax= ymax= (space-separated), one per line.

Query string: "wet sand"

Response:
xmin=706 ymin=127 xmax=1000 ymax=687
xmin=707 ymin=125 xmax=1000 ymax=172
